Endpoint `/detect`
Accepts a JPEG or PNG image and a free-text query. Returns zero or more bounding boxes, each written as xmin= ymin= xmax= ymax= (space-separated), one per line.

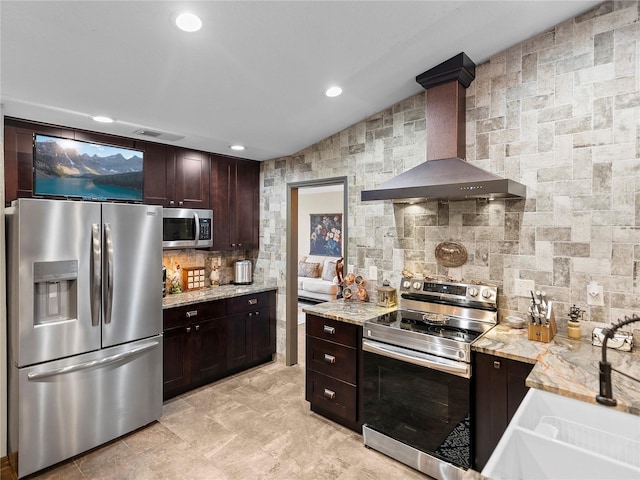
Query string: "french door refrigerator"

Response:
xmin=6 ymin=198 xmax=163 ymax=478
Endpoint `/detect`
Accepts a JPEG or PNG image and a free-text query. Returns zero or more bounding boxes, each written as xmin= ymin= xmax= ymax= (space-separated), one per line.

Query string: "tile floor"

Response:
xmin=17 ymin=320 xmax=429 ymax=480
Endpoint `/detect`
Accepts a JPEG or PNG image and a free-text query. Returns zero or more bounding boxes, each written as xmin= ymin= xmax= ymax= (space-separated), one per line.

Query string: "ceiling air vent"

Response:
xmin=133 ymin=129 xmax=185 ymax=141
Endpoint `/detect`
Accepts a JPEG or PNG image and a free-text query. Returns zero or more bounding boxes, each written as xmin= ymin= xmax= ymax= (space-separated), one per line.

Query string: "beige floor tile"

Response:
xmin=27 ymin=352 xmax=437 ymax=480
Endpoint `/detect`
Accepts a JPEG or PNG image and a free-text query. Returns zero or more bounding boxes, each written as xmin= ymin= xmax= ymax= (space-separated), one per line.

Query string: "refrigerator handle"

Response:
xmin=26 ymin=340 xmax=160 ymax=380
xmin=194 ymin=212 xmax=200 ymax=243
xmin=104 ymin=223 xmax=114 ymax=324
xmin=90 ymin=223 xmax=101 ymax=326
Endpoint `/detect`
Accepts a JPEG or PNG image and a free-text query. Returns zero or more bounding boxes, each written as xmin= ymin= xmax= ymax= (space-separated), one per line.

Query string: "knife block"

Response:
xmin=528 ymin=302 xmax=557 ymax=343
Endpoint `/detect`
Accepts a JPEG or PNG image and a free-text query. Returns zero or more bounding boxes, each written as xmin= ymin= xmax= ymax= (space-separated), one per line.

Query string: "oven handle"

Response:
xmin=363 ymin=339 xmax=471 ymax=379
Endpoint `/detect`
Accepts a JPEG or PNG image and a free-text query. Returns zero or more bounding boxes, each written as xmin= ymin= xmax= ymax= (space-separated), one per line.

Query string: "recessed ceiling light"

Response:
xmin=91 ymin=115 xmax=114 ymax=123
xmin=175 ymin=12 xmax=202 ymax=32
xmin=325 ymin=86 xmax=343 ymax=98
xmin=230 ymin=145 xmax=245 ymax=151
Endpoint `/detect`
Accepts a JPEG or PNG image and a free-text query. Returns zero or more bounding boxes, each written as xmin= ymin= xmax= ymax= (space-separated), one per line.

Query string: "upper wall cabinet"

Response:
xmin=211 ymin=155 xmax=259 ymax=250
xmin=143 ymin=145 xmax=210 ymax=209
xmin=175 ymin=150 xmax=210 ymax=209
xmin=4 ymin=119 xmax=74 ymax=203
xmin=3 ymin=118 xmax=210 ymax=209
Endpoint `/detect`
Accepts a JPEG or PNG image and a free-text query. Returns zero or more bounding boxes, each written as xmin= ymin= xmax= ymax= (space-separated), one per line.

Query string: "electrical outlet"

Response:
xmin=514 ymin=279 xmax=535 ymax=297
xmin=587 ymin=283 xmax=604 ymax=306
xmin=369 ymin=266 xmax=378 ymax=280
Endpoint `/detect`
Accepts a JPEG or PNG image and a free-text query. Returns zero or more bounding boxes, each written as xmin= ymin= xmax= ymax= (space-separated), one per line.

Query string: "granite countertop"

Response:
xmin=301 ymin=299 xmax=397 ymax=326
xmin=304 ymin=302 xmax=640 ymax=416
xmin=162 ymin=282 xmax=277 ymax=309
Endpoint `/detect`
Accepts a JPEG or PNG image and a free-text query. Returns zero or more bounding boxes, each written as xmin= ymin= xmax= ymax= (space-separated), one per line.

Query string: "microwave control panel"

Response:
xmin=199 ymin=218 xmax=212 ymax=240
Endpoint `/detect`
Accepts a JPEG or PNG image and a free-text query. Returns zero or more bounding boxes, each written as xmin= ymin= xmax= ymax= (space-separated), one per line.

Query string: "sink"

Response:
xmin=482 ymin=388 xmax=640 ymax=480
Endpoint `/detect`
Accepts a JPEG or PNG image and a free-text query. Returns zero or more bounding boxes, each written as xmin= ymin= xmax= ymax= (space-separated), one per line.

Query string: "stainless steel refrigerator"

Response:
xmin=6 ymin=198 xmax=163 ymax=478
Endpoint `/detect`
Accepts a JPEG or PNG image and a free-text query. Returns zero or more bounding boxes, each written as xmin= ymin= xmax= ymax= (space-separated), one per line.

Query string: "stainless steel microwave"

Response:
xmin=162 ymin=208 xmax=213 ymax=249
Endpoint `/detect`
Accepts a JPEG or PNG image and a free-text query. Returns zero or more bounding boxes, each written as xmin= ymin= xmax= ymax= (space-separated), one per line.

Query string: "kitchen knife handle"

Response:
xmin=104 ymin=223 xmax=114 ymax=325
xmin=90 ymin=223 xmax=101 ymax=327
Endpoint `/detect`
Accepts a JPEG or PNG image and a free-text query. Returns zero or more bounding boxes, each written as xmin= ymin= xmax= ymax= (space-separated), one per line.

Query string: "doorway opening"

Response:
xmin=285 ymin=177 xmax=348 ymax=366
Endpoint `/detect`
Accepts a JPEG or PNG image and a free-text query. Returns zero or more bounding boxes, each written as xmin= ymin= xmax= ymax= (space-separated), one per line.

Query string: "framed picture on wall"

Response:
xmin=310 ymin=214 xmax=342 ymax=257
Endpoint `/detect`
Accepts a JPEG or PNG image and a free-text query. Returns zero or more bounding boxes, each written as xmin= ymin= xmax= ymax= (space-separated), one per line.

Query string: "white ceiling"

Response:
xmin=1 ymin=1 xmax=600 ymax=161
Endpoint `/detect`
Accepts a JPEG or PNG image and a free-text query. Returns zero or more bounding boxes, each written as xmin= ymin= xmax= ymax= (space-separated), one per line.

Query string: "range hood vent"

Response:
xmin=360 ymin=157 xmax=526 ymax=202
xmin=361 ymin=52 xmax=526 ymax=203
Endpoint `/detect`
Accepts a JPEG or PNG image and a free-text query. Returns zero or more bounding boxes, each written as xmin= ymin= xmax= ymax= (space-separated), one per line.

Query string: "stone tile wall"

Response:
xmin=258 ymin=1 xmax=640 ymax=353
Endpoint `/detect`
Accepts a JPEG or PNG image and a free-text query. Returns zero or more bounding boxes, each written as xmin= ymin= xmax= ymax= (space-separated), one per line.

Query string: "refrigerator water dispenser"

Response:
xmin=33 ymin=260 xmax=78 ymax=325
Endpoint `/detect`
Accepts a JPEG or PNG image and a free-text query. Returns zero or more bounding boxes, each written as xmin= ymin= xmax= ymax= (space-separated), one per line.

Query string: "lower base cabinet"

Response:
xmin=163 ymin=290 xmax=276 ymax=400
xmin=473 ymin=351 xmax=534 ymax=471
xmin=305 ymin=314 xmax=362 ymax=433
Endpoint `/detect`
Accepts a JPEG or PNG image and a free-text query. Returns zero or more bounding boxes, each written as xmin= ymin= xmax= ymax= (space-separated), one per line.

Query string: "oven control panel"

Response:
xmin=400 ymin=277 xmax=498 ymax=307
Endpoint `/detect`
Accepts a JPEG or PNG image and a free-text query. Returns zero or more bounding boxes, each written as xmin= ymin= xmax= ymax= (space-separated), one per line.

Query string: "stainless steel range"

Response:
xmin=362 ymin=276 xmax=498 ymax=480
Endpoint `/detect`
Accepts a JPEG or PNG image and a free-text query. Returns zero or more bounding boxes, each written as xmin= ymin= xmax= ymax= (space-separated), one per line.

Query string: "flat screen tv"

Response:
xmin=33 ymin=134 xmax=144 ymax=202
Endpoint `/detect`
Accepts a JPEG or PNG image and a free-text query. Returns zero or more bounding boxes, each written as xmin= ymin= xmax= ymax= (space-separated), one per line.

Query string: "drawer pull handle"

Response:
xmin=323 ymin=388 xmax=336 ymax=400
xmin=248 ymin=298 xmax=258 ymax=305
xmin=186 ymin=310 xmax=198 ymax=318
xmin=493 ymin=361 xmax=501 ymax=369
xmin=323 ymin=325 xmax=335 ymax=335
xmin=323 ymin=354 xmax=336 ymax=364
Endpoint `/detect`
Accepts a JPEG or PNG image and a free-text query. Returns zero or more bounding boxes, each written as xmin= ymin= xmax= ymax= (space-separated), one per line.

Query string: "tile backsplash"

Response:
xmin=162 ymin=249 xmax=258 ymax=293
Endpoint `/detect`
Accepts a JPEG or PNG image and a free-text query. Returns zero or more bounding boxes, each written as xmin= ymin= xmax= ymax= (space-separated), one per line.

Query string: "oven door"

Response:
xmin=363 ymin=339 xmax=472 ymax=470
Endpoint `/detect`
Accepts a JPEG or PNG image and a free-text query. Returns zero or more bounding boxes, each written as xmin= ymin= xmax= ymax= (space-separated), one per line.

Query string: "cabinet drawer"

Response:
xmin=163 ymin=300 xmax=227 ymax=330
xmin=308 ymin=370 xmax=357 ymax=423
xmin=306 ymin=315 xmax=358 ymax=348
xmin=307 ymin=337 xmax=356 ymax=384
xmin=227 ymin=292 xmax=270 ymax=314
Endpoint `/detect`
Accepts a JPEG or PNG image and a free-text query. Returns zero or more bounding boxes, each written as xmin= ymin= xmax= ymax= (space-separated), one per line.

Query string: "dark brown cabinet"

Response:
xmin=211 ymin=155 xmax=260 ymax=250
xmin=162 ymin=300 xmax=227 ymax=400
xmin=226 ymin=291 xmax=276 ymax=371
xmin=145 ymin=147 xmax=210 ymax=208
xmin=305 ymin=314 xmax=362 ymax=433
xmin=142 ymin=142 xmax=176 ymax=206
xmin=3 ymin=117 xmax=211 ymax=209
xmin=163 ymin=290 xmax=276 ymax=400
xmin=4 ymin=119 xmax=74 ymax=203
xmin=473 ymin=352 xmax=534 ymax=471
xmin=173 ymin=149 xmax=210 ymax=208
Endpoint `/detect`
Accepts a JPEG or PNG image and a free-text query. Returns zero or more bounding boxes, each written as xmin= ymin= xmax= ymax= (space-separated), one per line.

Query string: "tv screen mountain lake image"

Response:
xmin=34 ymin=135 xmax=144 ymax=202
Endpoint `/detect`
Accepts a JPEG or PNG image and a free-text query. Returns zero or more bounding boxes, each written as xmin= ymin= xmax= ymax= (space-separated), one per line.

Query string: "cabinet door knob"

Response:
xmin=231 ymin=243 xmax=236 ymax=247
xmin=323 ymin=354 xmax=336 ymax=364
xmin=248 ymin=312 xmax=253 ymax=317
xmin=169 ymin=200 xmax=175 ymax=206
xmin=323 ymin=325 xmax=335 ymax=335
xmin=195 ymin=325 xmax=200 ymax=331
xmin=178 ymin=201 xmax=184 ymax=206
xmin=493 ymin=360 xmax=501 ymax=369
xmin=323 ymin=388 xmax=336 ymax=400
xmin=186 ymin=327 xmax=191 ymax=333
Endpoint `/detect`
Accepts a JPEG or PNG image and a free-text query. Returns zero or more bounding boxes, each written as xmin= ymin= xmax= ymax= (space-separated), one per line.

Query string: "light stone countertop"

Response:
xmin=476 ymin=324 xmax=640 ymax=415
xmin=301 ymin=299 xmax=397 ymax=326
xmin=304 ymin=302 xmax=640 ymax=416
xmin=162 ymin=282 xmax=278 ymax=309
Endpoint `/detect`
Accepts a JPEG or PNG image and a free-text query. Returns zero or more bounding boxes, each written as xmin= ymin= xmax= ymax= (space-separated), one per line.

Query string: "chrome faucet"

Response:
xmin=596 ymin=314 xmax=640 ymax=406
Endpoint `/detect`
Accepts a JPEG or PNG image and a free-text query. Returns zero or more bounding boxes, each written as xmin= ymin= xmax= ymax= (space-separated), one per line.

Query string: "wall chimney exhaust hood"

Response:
xmin=361 ymin=52 xmax=526 ymax=203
